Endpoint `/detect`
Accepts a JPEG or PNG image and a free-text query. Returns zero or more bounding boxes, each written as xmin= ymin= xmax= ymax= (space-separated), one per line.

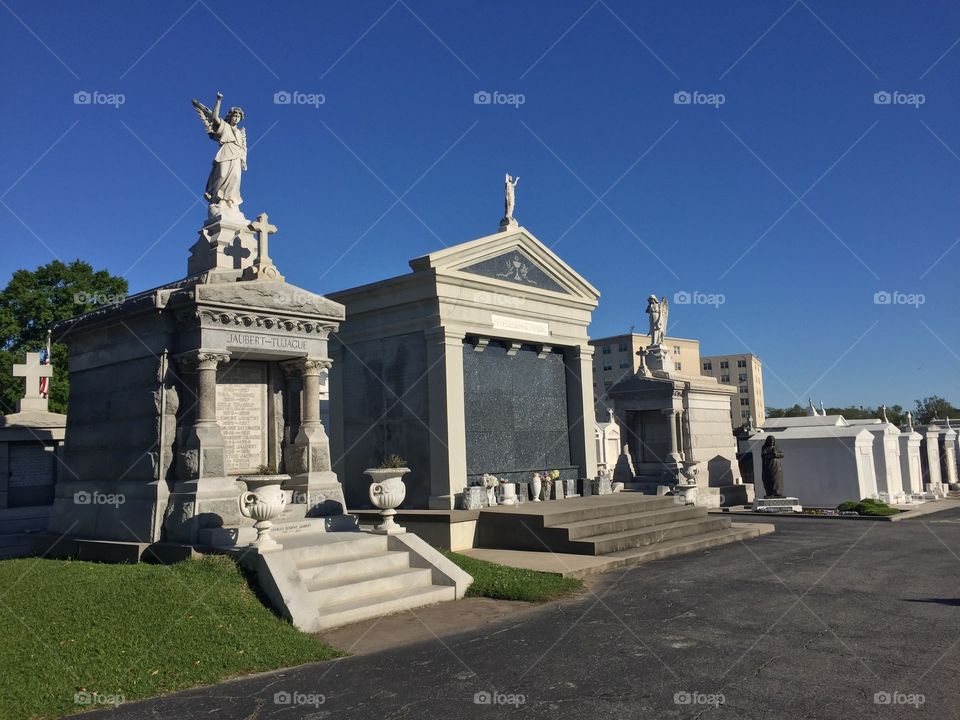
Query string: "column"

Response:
xmin=174 ymin=349 xmax=230 ymax=480
xmin=279 ymin=359 xmax=304 ymax=446
xmin=425 ymin=327 xmax=467 ymax=509
xmin=282 ymin=356 xmax=343 ymax=514
xmin=564 ymin=344 xmax=598 ymax=481
xmin=662 ymin=408 xmax=682 ymax=465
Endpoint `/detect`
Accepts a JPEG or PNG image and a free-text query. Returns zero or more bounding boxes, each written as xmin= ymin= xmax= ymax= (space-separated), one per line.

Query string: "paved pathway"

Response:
xmin=87 ymin=510 xmax=960 ymax=719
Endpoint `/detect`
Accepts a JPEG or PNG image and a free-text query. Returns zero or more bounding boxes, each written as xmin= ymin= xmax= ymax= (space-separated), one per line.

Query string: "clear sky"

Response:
xmin=1 ymin=0 xmax=958 ymax=410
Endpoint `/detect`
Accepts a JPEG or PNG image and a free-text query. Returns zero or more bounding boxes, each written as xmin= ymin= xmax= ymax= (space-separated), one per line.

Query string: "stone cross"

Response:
xmin=12 ymin=352 xmax=52 ymax=413
xmin=244 ymin=212 xmax=283 ymax=281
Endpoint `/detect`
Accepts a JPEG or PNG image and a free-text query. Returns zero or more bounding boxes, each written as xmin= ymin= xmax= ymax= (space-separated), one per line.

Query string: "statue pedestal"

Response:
xmin=499 ymin=216 xmax=519 ymax=232
xmin=645 ymin=344 xmax=673 ymax=376
xmin=187 ymin=217 xmax=256 ymax=277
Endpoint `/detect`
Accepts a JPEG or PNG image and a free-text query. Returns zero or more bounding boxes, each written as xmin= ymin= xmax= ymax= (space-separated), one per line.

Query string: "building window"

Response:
xmin=619 ymin=358 xmax=630 ymax=369
xmin=673 ymin=345 xmax=681 ymax=355
xmin=602 ymin=345 xmax=611 ymax=354
xmin=741 ymin=410 xmax=750 ymax=418
xmin=738 ymin=372 xmax=747 ymax=382
xmin=740 ymin=398 xmax=749 ymax=406
xmin=618 ymin=342 xmax=628 ymax=352
xmin=739 ymin=384 xmax=748 ymax=394
xmin=720 ymin=374 xmax=730 ymax=383
xmin=703 ymin=361 xmax=712 ymax=371
xmin=603 ymin=361 xmax=612 ymax=371
xmin=719 ymin=360 xmax=729 ymax=369
xmin=737 ymin=359 xmax=747 ymax=368
xmin=674 ymin=362 xmax=682 ymax=371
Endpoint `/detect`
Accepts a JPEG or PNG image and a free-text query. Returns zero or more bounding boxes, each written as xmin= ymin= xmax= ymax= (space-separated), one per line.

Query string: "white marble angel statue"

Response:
xmin=645 ymin=295 xmax=668 ymax=346
xmin=191 ymin=92 xmax=247 ymax=219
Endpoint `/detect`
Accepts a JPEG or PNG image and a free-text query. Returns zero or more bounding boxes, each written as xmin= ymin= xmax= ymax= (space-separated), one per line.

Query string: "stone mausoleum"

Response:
xmin=328 ymin=223 xmax=600 ymax=511
xmin=43 ymin=211 xmax=348 ymax=558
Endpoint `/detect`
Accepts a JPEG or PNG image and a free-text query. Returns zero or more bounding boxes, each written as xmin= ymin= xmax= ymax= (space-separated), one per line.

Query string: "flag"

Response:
xmin=39 ymin=332 xmax=51 ymax=399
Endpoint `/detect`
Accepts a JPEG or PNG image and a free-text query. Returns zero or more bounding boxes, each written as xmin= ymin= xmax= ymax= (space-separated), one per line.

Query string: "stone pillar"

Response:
xmin=924 ymin=425 xmax=943 ymax=491
xmin=282 ymin=357 xmax=344 ymax=515
xmin=943 ymin=429 xmax=958 ymax=488
xmin=425 ymin=327 xmax=467 ymax=509
xmin=662 ymin=408 xmax=683 ymax=465
xmin=174 ymin=350 xmax=230 ymax=480
xmin=564 ymin=345 xmax=598 ymax=482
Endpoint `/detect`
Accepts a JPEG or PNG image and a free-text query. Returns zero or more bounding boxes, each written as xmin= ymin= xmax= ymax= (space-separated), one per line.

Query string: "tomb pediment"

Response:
xmin=409 ymin=227 xmax=599 ymax=301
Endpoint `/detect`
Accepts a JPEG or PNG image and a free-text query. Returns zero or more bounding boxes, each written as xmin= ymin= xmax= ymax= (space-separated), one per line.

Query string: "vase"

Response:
xmin=486 ymin=487 xmax=497 ymax=506
xmin=531 ymin=475 xmax=542 ymax=502
xmin=499 ymin=483 xmax=517 ymax=506
xmin=237 ymin=474 xmax=290 ymax=550
xmin=365 ymin=467 xmax=410 ymax=534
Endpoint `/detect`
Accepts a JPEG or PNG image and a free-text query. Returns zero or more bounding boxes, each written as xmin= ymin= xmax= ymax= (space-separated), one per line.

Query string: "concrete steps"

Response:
xmin=601 ymin=524 xmax=765 ymax=568
xmin=477 ymin=494 xmax=751 ymax=559
xmin=235 ymin=526 xmax=471 ymax=632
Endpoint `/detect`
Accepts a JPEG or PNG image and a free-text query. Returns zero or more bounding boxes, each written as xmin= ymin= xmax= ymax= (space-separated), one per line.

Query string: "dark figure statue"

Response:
xmin=761 ymin=435 xmax=785 ymax=497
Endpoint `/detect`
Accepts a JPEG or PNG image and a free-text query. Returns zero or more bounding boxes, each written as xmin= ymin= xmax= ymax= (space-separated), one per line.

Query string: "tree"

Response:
xmin=0 ymin=260 xmax=127 ymax=415
xmin=914 ymin=396 xmax=959 ymax=425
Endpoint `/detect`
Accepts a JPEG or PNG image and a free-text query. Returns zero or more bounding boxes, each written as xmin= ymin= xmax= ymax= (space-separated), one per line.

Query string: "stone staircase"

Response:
xmin=477 ymin=494 xmax=765 ymax=563
xmin=229 ymin=527 xmax=471 ymax=632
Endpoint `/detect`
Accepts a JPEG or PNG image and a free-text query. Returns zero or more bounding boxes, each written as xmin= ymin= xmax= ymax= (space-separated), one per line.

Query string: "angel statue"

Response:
xmin=504 ymin=173 xmax=520 ymax=220
xmin=191 ymin=92 xmax=247 ymax=219
xmin=645 ymin=295 xmax=669 ymax=346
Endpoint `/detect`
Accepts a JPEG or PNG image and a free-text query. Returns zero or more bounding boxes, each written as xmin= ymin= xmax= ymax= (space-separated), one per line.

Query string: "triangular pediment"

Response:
xmin=408 ymin=226 xmax=599 ymax=301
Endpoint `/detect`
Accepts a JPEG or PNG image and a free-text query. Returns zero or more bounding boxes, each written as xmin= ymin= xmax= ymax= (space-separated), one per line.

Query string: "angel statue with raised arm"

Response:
xmin=191 ymin=92 xmax=247 ymax=219
xmin=645 ymin=295 xmax=669 ymax=346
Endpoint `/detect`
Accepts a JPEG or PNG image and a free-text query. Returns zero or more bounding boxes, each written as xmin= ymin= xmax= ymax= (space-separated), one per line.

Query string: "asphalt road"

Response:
xmin=85 ymin=510 xmax=960 ymax=719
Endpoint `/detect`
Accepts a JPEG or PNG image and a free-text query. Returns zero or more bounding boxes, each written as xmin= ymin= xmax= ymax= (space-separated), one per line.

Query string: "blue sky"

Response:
xmin=1 ymin=0 xmax=958 ymax=410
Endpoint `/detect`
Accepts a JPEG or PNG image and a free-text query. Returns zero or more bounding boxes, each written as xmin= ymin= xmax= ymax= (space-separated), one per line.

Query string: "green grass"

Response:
xmin=0 ymin=555 xmax=342 ymax=720
xmin=440 ymin=550 xmax=583 ymax=602
xmin=837 ymin=498 xmax=901 ymax=517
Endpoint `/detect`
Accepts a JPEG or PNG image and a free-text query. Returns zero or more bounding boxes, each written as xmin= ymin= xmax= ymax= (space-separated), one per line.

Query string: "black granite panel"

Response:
xmin=460 ymin=249 xmax=568 ymax=294
xmin=340 ymin=333 xmax=431 ymax=509
xmin=462 ymin=340 xmax=572 ymax=480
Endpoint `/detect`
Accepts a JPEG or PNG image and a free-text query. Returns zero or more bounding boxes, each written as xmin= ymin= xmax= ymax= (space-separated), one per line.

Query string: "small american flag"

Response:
xmin=39 ymin=332 xmax=51 ymax=399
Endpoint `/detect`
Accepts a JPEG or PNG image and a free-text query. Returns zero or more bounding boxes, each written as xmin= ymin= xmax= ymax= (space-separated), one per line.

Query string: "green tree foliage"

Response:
xmin=0 ymin=260 xmax=127 ymax=414
xmin=914 ymin=396 xmax=959 ymax=425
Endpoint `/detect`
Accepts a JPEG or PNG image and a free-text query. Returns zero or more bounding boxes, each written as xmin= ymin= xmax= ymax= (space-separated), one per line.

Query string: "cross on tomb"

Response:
xmin=250 ymin=213 xmax=277 ymax=266
xmin=12 ymin=352 xmax=53 ymax=412
xmin=224 ymin=236 xmax=251 ymax=269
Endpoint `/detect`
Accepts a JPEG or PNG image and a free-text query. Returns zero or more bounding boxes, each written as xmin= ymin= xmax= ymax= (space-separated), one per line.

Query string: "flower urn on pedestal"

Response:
xmin=365 ymin=466 xmax=410 ymax=535
xmin=238 ymin=473 xmax=290 ymax=550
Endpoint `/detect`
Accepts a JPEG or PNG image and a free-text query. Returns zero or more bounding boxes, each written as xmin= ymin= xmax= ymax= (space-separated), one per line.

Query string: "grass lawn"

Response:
xmin=0 ymin=555 xmax=342 ymax=720
xmin=441 ymin=550 xmax=583 ymax=602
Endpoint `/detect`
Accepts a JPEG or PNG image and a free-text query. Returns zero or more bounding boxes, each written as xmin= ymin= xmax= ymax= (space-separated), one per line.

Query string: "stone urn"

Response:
xmin=237 ymin=474 xmax=290 ymax=550
xmin=498 ymin=482 xmax=518 ymax=506
xmin=365 ymin=467 xmax=409 ymax=535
